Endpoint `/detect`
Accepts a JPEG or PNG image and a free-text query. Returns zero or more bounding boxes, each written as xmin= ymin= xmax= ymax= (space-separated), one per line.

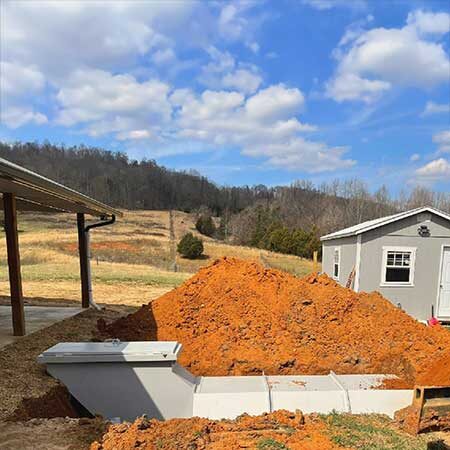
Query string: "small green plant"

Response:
xmin=257 ymin=437 xmax=288 ymax=449
xmin=177 ymin=232 xmax=204 ymax=259
xmin=195 ymin=214 xmax=216 ymax=237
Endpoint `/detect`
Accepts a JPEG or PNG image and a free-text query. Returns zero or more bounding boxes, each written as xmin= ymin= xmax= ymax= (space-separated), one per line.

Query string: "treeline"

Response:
xmin=227 ymin=205 xmax=321 ymax=258
xmin=1 ymin=141 xmax=450 ymax=243
xmin=0 ymin=141 xmax=268 ymax=213
xmin=228 ymin=180 xmax=450 ymax=256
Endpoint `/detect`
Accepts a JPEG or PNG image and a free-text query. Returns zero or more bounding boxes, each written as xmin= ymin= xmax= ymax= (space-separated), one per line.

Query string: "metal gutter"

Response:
xmin=85 ymin=214 xmax=116 ymax=232
xmin=0 ymin=157 xmax=122 ymax=217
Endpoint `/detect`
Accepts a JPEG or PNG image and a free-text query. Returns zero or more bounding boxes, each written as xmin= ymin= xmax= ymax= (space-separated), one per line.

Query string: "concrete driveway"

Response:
xmin=0 ymin=305 xmax=82 ymax=348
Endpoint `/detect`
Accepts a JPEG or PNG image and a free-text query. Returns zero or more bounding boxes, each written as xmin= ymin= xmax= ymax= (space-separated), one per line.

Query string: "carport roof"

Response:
xmin=320 ymin=206 xmax=450 ymax=241
xmin=0 ymin=157 xmax=122 ymax=217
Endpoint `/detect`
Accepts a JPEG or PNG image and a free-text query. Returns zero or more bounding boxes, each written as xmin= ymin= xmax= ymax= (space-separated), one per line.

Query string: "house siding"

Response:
xmin=322 ymin=236 xmax=357 ymax=286
xmin=358 ymin=214 xmax=450 ymax=321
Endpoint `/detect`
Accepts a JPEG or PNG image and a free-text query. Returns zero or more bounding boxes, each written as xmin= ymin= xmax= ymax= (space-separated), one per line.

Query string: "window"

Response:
xmin=381 ymin=247 xmax=416 ymax=286
xmin=333 ymin=247 xmax=340 ymax=280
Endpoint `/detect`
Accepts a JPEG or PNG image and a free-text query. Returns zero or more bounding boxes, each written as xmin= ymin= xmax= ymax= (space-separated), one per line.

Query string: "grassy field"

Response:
xmin=0 ymin=210 xmax=317 ymax=306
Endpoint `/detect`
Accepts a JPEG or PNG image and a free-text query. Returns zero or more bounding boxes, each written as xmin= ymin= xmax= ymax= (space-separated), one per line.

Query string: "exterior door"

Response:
xmin=438 ymin=247 xmax=450 ymax=318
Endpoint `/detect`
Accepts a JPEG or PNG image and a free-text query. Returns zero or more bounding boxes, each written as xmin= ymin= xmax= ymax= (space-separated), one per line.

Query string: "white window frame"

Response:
xmin=380 ymin=246 xmax=416 ymax=287
xmin=333 ymin=247 xmax=341 ymax=280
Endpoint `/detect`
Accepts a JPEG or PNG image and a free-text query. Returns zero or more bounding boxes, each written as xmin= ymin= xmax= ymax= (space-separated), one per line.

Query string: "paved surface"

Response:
xmin=0 ymin=305 xmax=82 ymax=348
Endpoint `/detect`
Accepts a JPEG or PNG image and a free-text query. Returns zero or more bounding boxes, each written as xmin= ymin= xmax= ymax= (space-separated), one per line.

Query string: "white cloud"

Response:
xmin=326 ymin=73 xmax=390 ymax=103
xmin=116 ymin=130 xmax=152 ymax=141
xmin=0 ymin=0 xmax=354 ymax=174
xmin=222 ymin=69 xmax=262 ymax=94
xmin=0 ymin=1 xmax=268 ymax=129
xmin=410 ymin=153 xmax=421 ymax=162
xmin=0 ymin=61 xmax=45 ymax=97
xmin=0 ymin=0 xmax=267 ymax=80
xmin=247 ymin=42 xmax=260 ymax=54
xmin=55 ymin=69 xmax=171 ymax=137
xmin=0 ymin=0 xmax=206 ymax=130
xmin=433 ymin=130 xmax=450 ymax=153
xmin=407 ymin=10 xmax=450 ymax=35
xmin=173 ymin=84 xmax=351 ymax=172
xmin=198 ymin=46 xmax=263 ymax=94
xmin=198 ymin=46 xmax=236 ymax=87
xmin=337 ymin=14 xmax=374 ymax=48
xmin=218 ymin=3 xmax=247 ymax=41
xmin=0 ymin=61 xmax=47 ymax=128
xmin=217 ymin=2 xmax=259 ymax=43
xmin=152 ymin=48 xmax=176 ymax=66
xmin=243 ymin=136 xmax=353 ymax=173
xmin=245 ymin=85 xmax=305 ymax=121
xmin=302 ymin=0 xmax=367 ymax=11
xmin=1 ymin=1 xmax=195 ymax=78
xmin=327 ymin=11 xmax=450 ymax=103
xmin=422 ymin=101 xmax=450 ymax=116
xmin=416 ymin=158 xmax=450 ymax=181
xmin=1 ymin=106 xmax=48 ymax=129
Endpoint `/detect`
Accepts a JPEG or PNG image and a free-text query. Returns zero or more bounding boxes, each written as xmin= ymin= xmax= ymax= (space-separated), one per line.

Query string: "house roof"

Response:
xmin=0 ymin=157 xmax=122 ymax=217
xmin=320 ymin=206 xmax=450 ymax=241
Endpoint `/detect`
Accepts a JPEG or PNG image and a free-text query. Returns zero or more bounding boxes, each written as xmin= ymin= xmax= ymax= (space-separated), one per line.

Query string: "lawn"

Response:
xmin=0 ymin=209 xmax=318 ymax=306
xmin=323 ymin=412 xmax=448 ymax=450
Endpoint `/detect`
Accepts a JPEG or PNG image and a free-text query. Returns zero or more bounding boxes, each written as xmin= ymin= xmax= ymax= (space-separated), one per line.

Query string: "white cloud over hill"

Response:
xmin=327 ymin=10 xmax=450 ymax=103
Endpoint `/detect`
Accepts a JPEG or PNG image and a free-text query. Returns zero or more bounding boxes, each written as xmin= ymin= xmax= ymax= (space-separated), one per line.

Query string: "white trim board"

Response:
xmin=354 ymin=235 xmax=362 ymax=292
xmin=379 ymin=246 xmax=416 ymax=288
xmin=436 ymin=245 xmax=450 ymax=319
xmin=321 ymin=206 xmax=450 ymax=241
xmin=333 ymin=247 xmax=341 ymax=281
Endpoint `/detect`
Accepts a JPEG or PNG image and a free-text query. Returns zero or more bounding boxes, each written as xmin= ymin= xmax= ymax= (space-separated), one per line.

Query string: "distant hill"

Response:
xmin=0 ymin=141 xmax=270 ymax=214
xmin=1 ymin=141 xmax=448 ymax=236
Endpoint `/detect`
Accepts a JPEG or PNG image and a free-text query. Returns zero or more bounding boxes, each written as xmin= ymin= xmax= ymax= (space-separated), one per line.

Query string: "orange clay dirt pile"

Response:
xmin=98 ymin=257 xmax=450 ymax=387
xmin=90 ymin=410 xmax=344 ymax=450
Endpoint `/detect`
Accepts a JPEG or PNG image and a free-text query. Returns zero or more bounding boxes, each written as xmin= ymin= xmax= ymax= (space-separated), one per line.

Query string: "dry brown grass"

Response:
xmin=0 ymin=210 xmax=318 ymax=307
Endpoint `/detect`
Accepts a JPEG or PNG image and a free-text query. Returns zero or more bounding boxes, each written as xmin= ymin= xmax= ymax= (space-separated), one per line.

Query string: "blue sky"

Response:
xmin=1 ymin=0 xmax=449 ymax=193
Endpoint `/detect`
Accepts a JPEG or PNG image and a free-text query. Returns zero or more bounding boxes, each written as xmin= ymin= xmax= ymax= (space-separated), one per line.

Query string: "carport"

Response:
xmin=0 ymin=157 xmax=122 ymax=336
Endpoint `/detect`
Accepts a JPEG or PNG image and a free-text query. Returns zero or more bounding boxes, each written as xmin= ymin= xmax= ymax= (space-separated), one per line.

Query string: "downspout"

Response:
xmin=85 ymin=215 xmax=116 ymax=310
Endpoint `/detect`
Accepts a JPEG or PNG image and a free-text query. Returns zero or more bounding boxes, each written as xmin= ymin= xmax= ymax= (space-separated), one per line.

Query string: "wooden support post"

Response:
xmin=77 ymin=213 xmax=90 ymax=308
xmin=3 ymin=193 xmax=25 ymax=336
xmin=313 ymin=250 xmax=318 ymax=273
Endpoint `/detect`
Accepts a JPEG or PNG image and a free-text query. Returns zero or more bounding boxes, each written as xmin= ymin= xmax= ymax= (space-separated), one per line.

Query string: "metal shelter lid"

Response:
xmin=38 ymin=341 xmax=182 ymax=363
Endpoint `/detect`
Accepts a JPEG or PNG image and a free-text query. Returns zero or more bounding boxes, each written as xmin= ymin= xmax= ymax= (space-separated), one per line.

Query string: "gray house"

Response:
xmin=321 ymin=206 xmax=450 ymax=322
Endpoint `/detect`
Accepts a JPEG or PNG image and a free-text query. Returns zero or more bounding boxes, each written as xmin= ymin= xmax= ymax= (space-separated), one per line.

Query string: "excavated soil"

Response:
xmin=417 ymin=350 xmax=450 ymax=386
xmin=100 ymin=257 xmax=450 ymax=387
xmin=395 ymin=404 xmax=450 ymax=435
xmin=0 ymin=417 xmax=107 ymax=450
xmin=90 ymin=410 xmax=344 ymax=450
